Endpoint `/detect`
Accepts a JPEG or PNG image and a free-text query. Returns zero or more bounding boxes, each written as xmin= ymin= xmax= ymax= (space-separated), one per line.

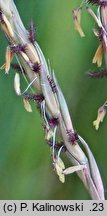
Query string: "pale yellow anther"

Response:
xmin=92 ymin=44 xmax=103 ymax=67
xmin=21 ymin=51 xmax=30 ymax=64
xmin=25 ymin=43 xmax=40 ymax=64
xmin=0 ymin=46 xmax=14 ymax=74
xmin=23 ymin=97 xmax=32 ymax=112
xmin=73 ymin=7 xmax=85 ymax=37
xmin=54 ymin=157 xmax=65 ymax=183
xmin=5 ymin=46 xmax=14 ymax=73
xmin=93 ymin=106 xmax=106 ymax=130
xmin=1 ymin=13 xmax=14 ymax=38
xmin=14 ymin=73 xmax=21 ymax=96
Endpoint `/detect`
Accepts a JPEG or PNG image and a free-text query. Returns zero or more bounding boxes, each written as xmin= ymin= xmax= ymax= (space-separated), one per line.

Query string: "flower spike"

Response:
xmin=0 ymin=0 xmax=105 ymax=200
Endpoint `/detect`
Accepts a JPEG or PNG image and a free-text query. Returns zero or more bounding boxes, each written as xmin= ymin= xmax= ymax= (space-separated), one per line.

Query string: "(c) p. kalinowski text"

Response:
xmin=32 ymin=202 xmax=84 ymax=212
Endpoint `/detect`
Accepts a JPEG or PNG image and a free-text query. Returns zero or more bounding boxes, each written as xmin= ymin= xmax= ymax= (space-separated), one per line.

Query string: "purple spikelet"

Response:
xmin=98 ymin=28 xmax=104 ymax=42
xmin=32 ymin=62 xmax=41 ymax=73
xmin=10 ymin=44 xmax=25 ymax=53
xmin=87 ymin=70 xmax=107 ymax=78
xmin=48 ymin=117 xmax=59 ymax=128
xmin=66 ymin=130 xmax=79 ymax=144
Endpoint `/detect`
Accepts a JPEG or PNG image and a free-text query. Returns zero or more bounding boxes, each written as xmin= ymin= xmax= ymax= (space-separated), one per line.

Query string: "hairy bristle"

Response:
xmin=32 ymin=62 xmax=41 ymax=73
xmin=47 ymin=76 xmax=57 ymax=93
xmin=87 ymin=70 xmax=107 ymax=78
xmin=88 ymin=0 xmax=107 ymax=6
xmin=28 ymin=21 xmax=36 ymax=44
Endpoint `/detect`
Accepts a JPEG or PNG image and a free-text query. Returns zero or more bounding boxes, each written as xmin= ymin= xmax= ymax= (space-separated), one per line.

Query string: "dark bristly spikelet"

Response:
xmin=47 ymin=75 xmax=57 ymax=93
xmin=88 ymin=0 xmax=107 ymax=6
xmin=66 ymin=129 xmax=79 ymax=144
xmin=48 ymin=117 xmax=59 ymax=128
xmin=24 ymin=93 xmax=44 ymax=103
xmin=10 ymin=44 xmax=25 ymax=53
xmin=28 ymin=21 xmax=36 ymax=44
xmin=11 ymin=63 xmax=25 ymax=74
xmin=32 ymin=62 xmax=41 ymax=73
xmin=87 ymin=70 xmax=107 ymax=78
xmin=98 ymin=28 xmax=104 ymax=42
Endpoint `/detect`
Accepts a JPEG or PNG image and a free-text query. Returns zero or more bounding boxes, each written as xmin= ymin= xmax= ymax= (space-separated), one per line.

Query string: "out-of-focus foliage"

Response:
xmin=0 ymin=0 xmax=106 ymax=199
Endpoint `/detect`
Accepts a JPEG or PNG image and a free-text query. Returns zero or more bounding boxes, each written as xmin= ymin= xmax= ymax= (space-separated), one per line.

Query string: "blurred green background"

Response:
xmin=0 ymin=0 xmax=107 ymax=200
